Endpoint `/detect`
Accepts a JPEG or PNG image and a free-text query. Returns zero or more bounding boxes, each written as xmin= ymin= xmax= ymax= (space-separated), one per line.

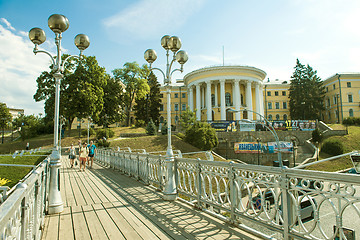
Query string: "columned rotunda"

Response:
xmin=184 ymin=66 xmax=266 ymax=121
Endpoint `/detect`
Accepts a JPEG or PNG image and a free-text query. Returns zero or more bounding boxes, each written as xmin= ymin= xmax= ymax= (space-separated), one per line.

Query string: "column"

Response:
xmin=259 ymin=83 xmax=265 ymax=117
xmin=206 ymin=81 xmax=212 ymax=121
xmin=234 ymin=79 xmax=241 ymax=120
xmin=196 ymin=83 xmax=201 ymax=120
xmin=214 ymin=81 xmax=218 ymax=107
xmin=255 ymin=83 xmax=261 ymax=120
xmin=202 ymin=86 xmax=205 ymax=108
xmin=189 ymin=86 xmax=194 ymax=111
xmin=220 ymin=79 xmax=226 ymax=120
xmin=246 ymin=80 xmax=253 ymax=120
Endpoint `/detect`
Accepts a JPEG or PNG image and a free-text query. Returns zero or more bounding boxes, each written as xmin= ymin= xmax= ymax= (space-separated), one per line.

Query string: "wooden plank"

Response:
xmin=102 ymin=202 xmax=143 ymax=240
xmin=63 ymin=167 xmax=76 ymax=207
xmin=85 ymin=169 xmax=118 ymax=203
xmin=82 ymin=205 xmax=109 ymax=240
xmin=77 ymin=171 xmax=103 ymax=204
xmin=42 ymin=213 xmax=59 ymax=240
xmin=69 ymin=171 xmax=87 ymax=206
xmin=92 ymin=203 xmax=126 ymax=240
xmin=58 ymin=207 xmax=74 ymax=240
xmin=72 ymin=205 xmax=91 ymax=240
xmin=73 ymin=171 xmax=95 ymax=206
xmin=82 ymin=170 xmax=110 ymax=203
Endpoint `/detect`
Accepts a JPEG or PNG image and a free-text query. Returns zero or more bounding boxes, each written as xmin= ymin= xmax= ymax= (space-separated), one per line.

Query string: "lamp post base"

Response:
xmin=163 ymin=154 xmax=177 ymax=201
xmin=48 ymin=149 xmax=63 ymax=214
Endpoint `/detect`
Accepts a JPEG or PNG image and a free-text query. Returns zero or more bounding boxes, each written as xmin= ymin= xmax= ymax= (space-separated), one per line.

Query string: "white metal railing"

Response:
xmin=0 ymin=156 xmax=50 ymax=240
xmin=96 ymin=148 xmax=360 ymax=240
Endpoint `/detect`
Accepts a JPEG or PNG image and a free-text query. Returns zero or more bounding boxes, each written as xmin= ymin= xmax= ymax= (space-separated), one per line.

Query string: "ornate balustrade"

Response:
xmin=96 ymin=148 xmax=360 ymax=240
xmin=0 ymin=157 xmax=50 ymax=240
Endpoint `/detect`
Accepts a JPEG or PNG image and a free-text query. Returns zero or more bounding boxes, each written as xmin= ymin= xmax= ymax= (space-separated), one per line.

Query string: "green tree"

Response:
xmin=134 ymin=71 xmax=161 ymax=125
xmin=34 ymin=55 xmax=107 ymax=131
xmin=289 ymin=59 xmax=325 ymax=120
xmin=179 ymin=107 xmax=196 ymax=131
xmin=95 ymin=76 xmax=125 ymax=127
xmin=185 ymin=122 xmax=218 ymax=150
xmin=146 ymin=119 xmax=157 ymax=135
xmin=112 ymin=62 xmax=150 ymax=126
xmin=12 ymin=114 xmax=44 ymax=141
xmin=0 ymin=103 xmax=12 ymax=143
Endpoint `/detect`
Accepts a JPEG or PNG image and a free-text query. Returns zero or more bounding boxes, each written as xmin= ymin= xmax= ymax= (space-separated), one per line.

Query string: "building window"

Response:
xmin=283 ymin=114 xmax=287 ymax=120
xmin=182 ymin=93 xmax=186 ymax=98
xmin=348 ymin=94 xmax=353 ymax=103
xmin=175 ymin=115 xmax=179 ymax=123
xmin=174 ymin=93 xmax=178 ymax=98
xmin=225 ymin=92 xmax=231 ymax=106
xmin=182 ymin=104 xmax=186 ymax=111
xmin=347 ymin=82 xmax=351 ymax=88
xmin=327 ymin=98 xmax=330 ymax=107
xmin=282 ymin=91 xmax=286 ymax=96
xmin=275 ymin=91 xmax=279 ymax=96
xmin=328 ymin=112 xmax=331 ymax=120
xmin=276 ymin=114 xmax=280 ymax=120
xmin=334 ymin=96 xmax=337 ymax=104
xmin=268 ymin=114 xmax=273 ymax=120
xmin=326 ymin=87 xmax=328 ymax=92
xmin=349 ymin=109 xmax=354 ymax=117
xmin=283 ymin=102 xmax=287 ymax=109
xmin=160 ymin=105 xmax=164 ymax=111
xmin=333 ymin=84 xmax=336 ymax=90
xmin=211 ymin=94 xmax=215 ymax=107
xmin=174 ymin=103 xmax=179 ymax=111
xmin=160 ymin=116 xmax=164 ymax=123
xmin=267 ymin=91 xmax=271 ymax=96
xmin=160 ymin=94 xmax=163 ymax=98
xmin=275 ymin=102 xmax=280 ymax=109
xmin=268 ymin=102 xmax=272 ymax=109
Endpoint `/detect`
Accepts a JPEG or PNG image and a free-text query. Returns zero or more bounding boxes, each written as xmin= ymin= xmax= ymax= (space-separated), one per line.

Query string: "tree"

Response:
xmin=95 ymin=76 xmax=125 ymax=127
xmin=112 ymin=62 xmax=150 ymax=126
xmin=179 ymin=107 xmax=196 ymax=131
xmin=134 ymin=71 xmax=161 ymax=125
xmin=185 ymin=122 xmax=218 ymax=150
xmin=33 ymin=55 xmax=107 ymax=131
xmin=0 ymin=103 xmax=12 ymax=143
xmin=289 ymin=59 xmax=325 ymax=120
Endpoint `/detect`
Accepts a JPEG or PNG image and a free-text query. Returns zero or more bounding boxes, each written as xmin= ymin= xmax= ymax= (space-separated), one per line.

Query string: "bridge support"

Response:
xmin=48 ymin=149 xmax=63 ymax=214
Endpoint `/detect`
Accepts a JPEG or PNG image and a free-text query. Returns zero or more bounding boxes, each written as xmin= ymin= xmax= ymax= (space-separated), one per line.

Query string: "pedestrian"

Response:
xmin=26 ymin=142 xmax=29 ymax=150
xmin=87 ymin=140 xmax=97 ymax=168
xmin=67 ymin=144 xmax=76 ymax=168
xmin=78 ymin=142 xmax=88 ymax=172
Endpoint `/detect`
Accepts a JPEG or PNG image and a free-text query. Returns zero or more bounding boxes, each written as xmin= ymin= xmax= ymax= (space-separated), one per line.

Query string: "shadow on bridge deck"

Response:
xmin=41 ymin=156 xmax=262 ymax=240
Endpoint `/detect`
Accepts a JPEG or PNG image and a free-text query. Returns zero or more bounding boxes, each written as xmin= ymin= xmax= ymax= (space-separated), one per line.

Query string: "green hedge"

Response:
xmin=343 ymin=117 xmax=360 ymax=126
xmin=321 ymin=138 xmax=344 ymax=156
xmin=185 ymin=122 xmax=218 ymax=150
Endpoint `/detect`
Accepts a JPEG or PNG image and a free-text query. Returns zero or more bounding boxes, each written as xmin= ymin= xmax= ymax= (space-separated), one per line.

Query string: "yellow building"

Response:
xmin=263 ymin=80 xmax=291 ymax=121
xmin=322 ymin=73 xmax=360 ymax=123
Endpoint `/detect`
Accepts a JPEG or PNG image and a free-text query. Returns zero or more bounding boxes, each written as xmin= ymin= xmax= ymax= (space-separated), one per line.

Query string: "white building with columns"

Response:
xmin=183 ymin=65 xmax=266 ymax=122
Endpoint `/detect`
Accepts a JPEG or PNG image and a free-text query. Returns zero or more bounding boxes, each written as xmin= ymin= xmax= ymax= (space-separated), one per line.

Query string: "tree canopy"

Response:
xmin=112 ymin=62 xmax=150 ymax=126
xmin=289 ymin=59 xmax=325 ymax=120
xmin=0 ymin=103 xmax=12 ymax=129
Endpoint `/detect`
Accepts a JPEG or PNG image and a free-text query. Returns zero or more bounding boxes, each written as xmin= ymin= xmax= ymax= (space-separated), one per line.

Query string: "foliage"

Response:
xmin=33 ymin=55 xmax=107 ymax=130
xmin=96 ymin=128 xmax=114 ymax=140
xmin=12 ymin=114 xmax=52 ymax=141
xmin=161 ymin=121 xmax=168 ymax=135
xmin=0 ymin=103 xmax=12 ymax=130
xmin=81 ymin=128 xmax=96 ymax=137
xmin=289 ymin=59 xmax=325 ymax=120
xmin=179 ymin=107 xmax=196 ymax=131
xmin=0 ymin=178 xmax=9 ymax=186
xmin=134 ymin=71 xmax=162 ymax=125
xmin=95 ymin=77 xmax=125 ymax=127
xmin=185 ymin=122 xmax=218 ymax=150
xmin=146 ymin=119 xmax=157 ymax=135
xmin=321 ymin=138 xmax=344 ymax=156
xmin=343 ymin=117 xmax=360 ymax=126
xmin=311 ymin=128 xmax=322 ymax=143
xmin=96 ymin=139 xmax=110 ymax=148
xmin=112 ymin=62 xmax=150 ymax=126
xmin=135 ymin=120 xmax=146 ymax=127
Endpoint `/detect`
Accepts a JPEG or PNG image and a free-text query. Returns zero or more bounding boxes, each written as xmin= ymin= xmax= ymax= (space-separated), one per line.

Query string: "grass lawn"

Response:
xmin=0 ymin=154 xmax=48 ymax=188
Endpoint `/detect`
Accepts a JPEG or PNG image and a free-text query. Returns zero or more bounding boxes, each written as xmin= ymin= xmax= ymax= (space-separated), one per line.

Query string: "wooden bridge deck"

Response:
xmin=41 ymin=156 xmax=262 ymax=240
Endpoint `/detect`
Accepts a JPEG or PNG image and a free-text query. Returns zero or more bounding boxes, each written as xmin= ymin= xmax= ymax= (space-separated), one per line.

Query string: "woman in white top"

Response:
xmin=68 ymin=144 xmax=76 ymax=168
xmin=79 ymin=142 xmax=89 ymax=171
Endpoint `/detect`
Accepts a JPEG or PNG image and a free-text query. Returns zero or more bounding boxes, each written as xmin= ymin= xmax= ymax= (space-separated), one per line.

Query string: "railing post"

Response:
xmin=196 ymin=158 xmax=202 ymax=209
xmin=137 ymin=152 xmax=140 ymax=180
xmin=229 ymin=161 xmax=236 ymax=224
xmin=146 ymin=153 xmax=150 ymax=185
xmin=280 ymin=168 xmax=292 ymax=239
xmin=158 ymin=155 xmax=163 ymax=190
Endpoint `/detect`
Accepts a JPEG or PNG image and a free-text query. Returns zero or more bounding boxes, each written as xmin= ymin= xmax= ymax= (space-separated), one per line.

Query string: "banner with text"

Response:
xmin=234 ymin=142 xmax=262 ymax=153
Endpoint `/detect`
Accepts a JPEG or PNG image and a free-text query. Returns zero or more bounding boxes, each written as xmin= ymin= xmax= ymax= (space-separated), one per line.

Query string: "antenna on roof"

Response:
xmin=222 ymin=46 xmax=224 ymax=66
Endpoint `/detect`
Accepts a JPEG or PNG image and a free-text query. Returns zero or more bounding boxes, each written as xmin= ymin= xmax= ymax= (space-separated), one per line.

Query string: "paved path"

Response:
xmin=41 ymin=156 xmax=263 ymax=240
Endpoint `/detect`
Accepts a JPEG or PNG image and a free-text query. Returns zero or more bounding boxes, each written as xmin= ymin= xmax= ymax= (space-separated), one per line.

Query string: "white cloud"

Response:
xmin=0 ymin=19 xmax=52 ymax=115
xmin=103 ymin=0 xmax=205 ymax=41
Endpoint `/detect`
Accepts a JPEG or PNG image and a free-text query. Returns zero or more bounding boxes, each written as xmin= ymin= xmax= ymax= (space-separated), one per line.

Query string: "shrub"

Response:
xmin=185 ymin=122 xmax=218 ymax=150
xmin=97 ymin=139 xmax=110 ymax=148
xmin=135 ymin=120 xmax=146 ymax=127
xmin=81 ymin=128 xmax=96 ymax=137
xmin=161 ymin=122 xmax=168 ymax=135
xmin=146 ymin=119 xmax=156 ymax=135
xmin=311 ymin=128 xmax=322 ymax=143
xmin=176 ymin=132 xmax=185 ymax=139
xmin=321 ymin=138 xmax=344 ymax=156
xmin=96 ymin=128 xmax=114 ymax=140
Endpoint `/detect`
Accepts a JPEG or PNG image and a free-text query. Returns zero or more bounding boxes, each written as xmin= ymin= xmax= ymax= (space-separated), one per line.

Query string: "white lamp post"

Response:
xmin=144 ymin=35 xmax=188 ymax=200
xmin=29 ymin=14 xmax=90 ymax=214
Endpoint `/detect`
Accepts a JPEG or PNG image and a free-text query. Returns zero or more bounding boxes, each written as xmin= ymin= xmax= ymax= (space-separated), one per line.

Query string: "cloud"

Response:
xmin=0 ymin=19 xmax=52 ymax=115
xmin=103 ymin=0 xmax=205 ymax=41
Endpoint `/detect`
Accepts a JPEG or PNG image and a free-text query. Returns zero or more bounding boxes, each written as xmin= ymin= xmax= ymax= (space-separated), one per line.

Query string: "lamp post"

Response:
xmin=291 ymin=137 xmax=297 ymax=168
xmin=256 ymin=138 xmax=261 ymax=165
xmin=87 ymin=117 xmax=92 ymax=144
xmin=59 ymin=115 xmax=66 ymax=152
xmin=29 ymin=14 xmax=90 ymax=214
xmin=144 ymin=35 xmax=188 ymax=200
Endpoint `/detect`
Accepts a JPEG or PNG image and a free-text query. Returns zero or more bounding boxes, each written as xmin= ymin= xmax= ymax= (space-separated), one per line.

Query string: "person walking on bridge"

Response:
xmin=87 ymin=140 xmax=96 ymax=168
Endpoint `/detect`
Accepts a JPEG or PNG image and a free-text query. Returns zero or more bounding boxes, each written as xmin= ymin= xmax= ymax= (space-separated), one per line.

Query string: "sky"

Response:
xmin=1 ymin=0 xmax=360 ymax=115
